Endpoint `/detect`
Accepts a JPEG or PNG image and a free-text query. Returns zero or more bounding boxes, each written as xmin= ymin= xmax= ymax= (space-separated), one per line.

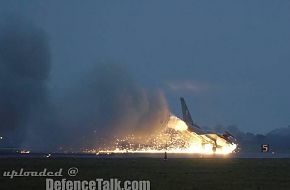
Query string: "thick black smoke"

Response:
xmin=0 ymin=19 xmax=51 ymax=147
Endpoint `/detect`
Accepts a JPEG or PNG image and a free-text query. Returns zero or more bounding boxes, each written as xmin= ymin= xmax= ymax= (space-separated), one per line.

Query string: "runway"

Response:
xmin=1 ymin=152 xmax=290 ymax=159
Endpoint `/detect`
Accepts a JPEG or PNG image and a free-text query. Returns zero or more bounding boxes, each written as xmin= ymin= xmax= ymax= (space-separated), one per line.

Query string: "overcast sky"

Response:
xmin=1 ymin=1 xmax=290 ymax=134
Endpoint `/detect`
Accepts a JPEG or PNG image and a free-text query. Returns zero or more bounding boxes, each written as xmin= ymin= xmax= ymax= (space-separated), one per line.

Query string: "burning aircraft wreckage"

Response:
xmin=86 ymin=98 xmax=237 ymax=155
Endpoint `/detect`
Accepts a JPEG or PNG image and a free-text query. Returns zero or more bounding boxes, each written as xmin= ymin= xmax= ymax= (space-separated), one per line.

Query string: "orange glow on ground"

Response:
xmin=86 ymin=115 xmax=237 ymax=155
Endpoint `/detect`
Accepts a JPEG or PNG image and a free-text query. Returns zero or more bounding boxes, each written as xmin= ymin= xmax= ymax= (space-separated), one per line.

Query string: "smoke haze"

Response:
xmin=53 ymin=62 xmax=170 ymax=151
xmin=0 ymin=17 xmax=170 ymax=151
xmin=0 ymin=18 xmax=51 ymax=147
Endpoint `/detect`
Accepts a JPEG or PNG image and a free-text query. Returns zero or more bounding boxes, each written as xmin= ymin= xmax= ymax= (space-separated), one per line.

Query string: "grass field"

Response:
xmin=0 ymin=157 xmax=290 ymax=190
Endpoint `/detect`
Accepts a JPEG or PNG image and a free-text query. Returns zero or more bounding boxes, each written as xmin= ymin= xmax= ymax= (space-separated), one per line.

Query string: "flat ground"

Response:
xmin=0 ymin=158 xmax=290 ymax=190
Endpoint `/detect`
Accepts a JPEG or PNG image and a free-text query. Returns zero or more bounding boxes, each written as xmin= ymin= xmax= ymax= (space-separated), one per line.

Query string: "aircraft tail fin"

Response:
xmin=180 ymin=97 xmax=199 ymax=128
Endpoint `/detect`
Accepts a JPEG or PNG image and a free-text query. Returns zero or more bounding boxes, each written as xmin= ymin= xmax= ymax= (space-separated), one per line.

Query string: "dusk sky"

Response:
xmin=1 ymin=1 xmax=290 ymax=134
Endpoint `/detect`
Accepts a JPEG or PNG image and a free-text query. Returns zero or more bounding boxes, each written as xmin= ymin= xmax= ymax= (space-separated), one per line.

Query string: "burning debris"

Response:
xmin=85 ymin=115 xmax=237 ymax=155
xmin=84 ymin=98 xmax=238 ymax=155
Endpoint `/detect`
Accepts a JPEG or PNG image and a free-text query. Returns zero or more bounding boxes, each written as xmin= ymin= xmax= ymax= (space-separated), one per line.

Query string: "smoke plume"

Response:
xmin=0 ymin=18 xmax=51 ymax=147
xmin=55 ymin=63 xmax=170 ymax=151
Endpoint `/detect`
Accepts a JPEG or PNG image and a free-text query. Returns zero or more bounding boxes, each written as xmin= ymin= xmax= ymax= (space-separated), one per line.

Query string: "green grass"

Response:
xmin=1 ymin=158 xmax=290 ymax=190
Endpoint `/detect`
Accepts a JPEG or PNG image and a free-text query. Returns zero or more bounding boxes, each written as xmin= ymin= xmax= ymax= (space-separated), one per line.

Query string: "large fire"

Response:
xmin=86 ymin=115 xmax=237 ymax=155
